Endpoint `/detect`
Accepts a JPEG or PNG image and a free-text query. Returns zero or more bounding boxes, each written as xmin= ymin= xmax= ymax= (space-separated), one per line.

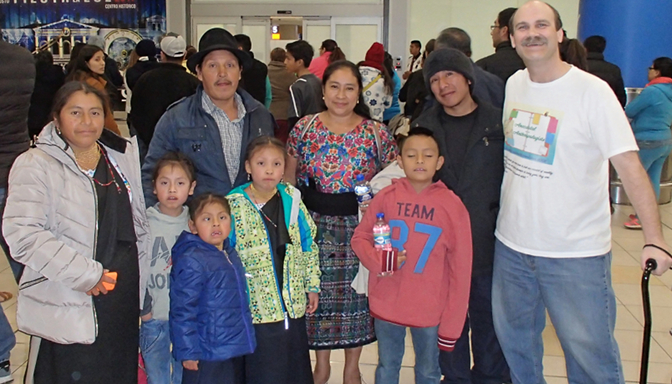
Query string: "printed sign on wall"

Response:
xmin=1 ymin=0 xmax=166 ymax=69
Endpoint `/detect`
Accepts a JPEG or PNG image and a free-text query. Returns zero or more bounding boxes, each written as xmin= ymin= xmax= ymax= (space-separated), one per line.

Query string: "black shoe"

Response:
xmin=0 ymin=359 xmax=12 ymax=383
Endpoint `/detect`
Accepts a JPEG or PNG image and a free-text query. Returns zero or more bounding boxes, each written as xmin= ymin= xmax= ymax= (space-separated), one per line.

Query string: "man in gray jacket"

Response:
xmin=0 ymin=37 xmax=35 ymax=382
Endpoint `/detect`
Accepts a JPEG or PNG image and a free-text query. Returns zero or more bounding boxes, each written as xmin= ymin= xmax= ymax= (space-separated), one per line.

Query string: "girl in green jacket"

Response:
xmin=227 ymin=136 xmax=320 ymax=384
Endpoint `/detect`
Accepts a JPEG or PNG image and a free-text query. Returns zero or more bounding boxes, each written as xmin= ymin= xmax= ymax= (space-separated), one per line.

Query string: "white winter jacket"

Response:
xmin=2 ymin=123 xmax=150 ymax=344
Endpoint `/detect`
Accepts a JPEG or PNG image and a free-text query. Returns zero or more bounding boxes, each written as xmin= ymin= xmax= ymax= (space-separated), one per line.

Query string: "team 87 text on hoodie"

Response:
xmin=351 ymin=177 xmax=472 ymax=351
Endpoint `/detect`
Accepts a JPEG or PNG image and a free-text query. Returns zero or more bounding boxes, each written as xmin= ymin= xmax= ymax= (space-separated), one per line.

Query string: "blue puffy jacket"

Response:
xmin=141 ymin=86 xmax=276 ymax=207
xmin=169 ymin=231 xmax=256 ymax=362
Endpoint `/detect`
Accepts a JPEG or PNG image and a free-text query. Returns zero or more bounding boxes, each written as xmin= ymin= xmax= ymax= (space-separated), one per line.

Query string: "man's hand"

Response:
xmin=183 ymin=360 xmax=199 ymax=371
xmin=402 ymin=71 xmax=411 ymax=80
xmin=642 ymin=245 xmax=672 ymax=276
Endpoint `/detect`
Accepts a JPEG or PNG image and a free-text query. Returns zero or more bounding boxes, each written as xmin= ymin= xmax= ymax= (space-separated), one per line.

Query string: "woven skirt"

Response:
xmin=306 ymin=212 xmax=376 ymax=350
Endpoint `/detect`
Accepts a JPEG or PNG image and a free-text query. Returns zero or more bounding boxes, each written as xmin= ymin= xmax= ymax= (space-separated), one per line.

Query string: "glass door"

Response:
xmin=302 ymin=18 xmax=331 ymax=54
xmin=242 ymin=17 xmax=271 ymax=64
xmin=331 ymin=17 xmax=382 ymax=64
xmin=191 ymin=16 xmax=241 ymax=46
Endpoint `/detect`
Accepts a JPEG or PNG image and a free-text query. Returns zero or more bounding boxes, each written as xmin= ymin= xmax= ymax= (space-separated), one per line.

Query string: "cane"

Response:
xmin=639 ymin=258 xmax=657 ymax=384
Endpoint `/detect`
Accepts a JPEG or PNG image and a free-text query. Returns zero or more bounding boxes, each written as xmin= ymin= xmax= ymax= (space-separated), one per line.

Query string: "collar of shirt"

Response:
xmin=201 ymin=92 xmax=247 ymax=124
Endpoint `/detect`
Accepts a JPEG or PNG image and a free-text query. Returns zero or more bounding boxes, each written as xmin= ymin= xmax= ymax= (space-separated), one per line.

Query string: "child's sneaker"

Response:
xmin=0 ymin=360 xmax=13 ymax=383
xmin=624 ymin=216 xmax=642 ymax=229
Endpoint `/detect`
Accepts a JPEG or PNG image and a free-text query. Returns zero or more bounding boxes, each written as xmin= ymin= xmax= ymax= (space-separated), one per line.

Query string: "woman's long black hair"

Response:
xmin=65 ymin=44 xmax=104 ymax=82
xmin=322 ymin=60 xmax=373 ymax=121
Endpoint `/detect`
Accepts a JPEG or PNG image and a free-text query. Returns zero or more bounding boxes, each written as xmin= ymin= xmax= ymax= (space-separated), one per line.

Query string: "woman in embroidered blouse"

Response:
xmin=286 ymin=60 xmax=398 ymax=384
xmin=3 ymin=81 xmax=149 ymax=384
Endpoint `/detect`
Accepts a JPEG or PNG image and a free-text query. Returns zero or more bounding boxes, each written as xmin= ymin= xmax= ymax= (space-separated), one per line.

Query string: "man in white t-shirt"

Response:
xmin=493 ymin=2 xmax=672 ymax=384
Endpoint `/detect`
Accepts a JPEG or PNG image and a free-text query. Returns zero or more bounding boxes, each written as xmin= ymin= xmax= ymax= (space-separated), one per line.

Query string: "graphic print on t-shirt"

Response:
xmin=504 ymin=103 xmax=564 ymax=165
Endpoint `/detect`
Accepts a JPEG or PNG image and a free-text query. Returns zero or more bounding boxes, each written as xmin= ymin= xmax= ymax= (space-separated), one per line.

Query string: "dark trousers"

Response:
xmin=440 ymin=272 xmax=511 ymax=384
xmin=182 ymin=358 xmax=244 ymax=384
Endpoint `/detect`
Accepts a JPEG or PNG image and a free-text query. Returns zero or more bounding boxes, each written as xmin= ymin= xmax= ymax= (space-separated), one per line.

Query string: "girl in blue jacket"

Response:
xmin=169 ymin=193 xmax=256 ymax=384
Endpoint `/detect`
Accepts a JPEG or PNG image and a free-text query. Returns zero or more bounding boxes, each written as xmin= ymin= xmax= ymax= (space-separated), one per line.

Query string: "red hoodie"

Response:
xmin=351 ymin=178 xmax=472 ymax=352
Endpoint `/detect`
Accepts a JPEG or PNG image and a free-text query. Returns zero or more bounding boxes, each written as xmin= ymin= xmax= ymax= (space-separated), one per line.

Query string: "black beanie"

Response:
xmin=423 ymin=48 xmax=475 ymax=94
xmin=135 ymin=39 xmax=157 ymax=58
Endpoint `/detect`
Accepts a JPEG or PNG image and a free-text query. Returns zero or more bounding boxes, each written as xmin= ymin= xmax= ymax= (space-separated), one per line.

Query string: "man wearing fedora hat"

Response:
xmin=141 ymin=28 xmax=276 ymax=205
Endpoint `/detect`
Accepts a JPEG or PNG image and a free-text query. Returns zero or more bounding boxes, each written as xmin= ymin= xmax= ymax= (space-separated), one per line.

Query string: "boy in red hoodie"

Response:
xmin=352 ymin=127 xmax=472 ymax=384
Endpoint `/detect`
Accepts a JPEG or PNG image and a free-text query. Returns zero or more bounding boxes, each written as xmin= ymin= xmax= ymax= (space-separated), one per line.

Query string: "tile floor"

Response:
xmin=1 ymin=118 xmax=671 ymax=383
xmin=3 ymin=204 xmax=672 ymax=383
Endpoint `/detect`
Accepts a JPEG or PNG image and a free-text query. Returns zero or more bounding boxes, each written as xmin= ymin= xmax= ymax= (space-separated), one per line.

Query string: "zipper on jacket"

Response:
xmin=483 ymin=137 xmax=489 ymax=146
xmin=53 ymin=143 xmax=100 ymax=338
xmin=18 ymin=277 xmax=48 ymax=290
xmin=223 ymin=249 xmax=256 ymax=347
xmin=245 ymin=193 xmax=293 ymax=325
xmin=285 ymin=259 xmax=295 ymax=320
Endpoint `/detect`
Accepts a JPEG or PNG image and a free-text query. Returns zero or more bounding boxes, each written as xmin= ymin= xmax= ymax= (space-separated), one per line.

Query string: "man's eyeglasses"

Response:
xmin=649 ymin=66 xmax=657 ymax=70
xmin=490 ymin=25 xmax=501 ymax=31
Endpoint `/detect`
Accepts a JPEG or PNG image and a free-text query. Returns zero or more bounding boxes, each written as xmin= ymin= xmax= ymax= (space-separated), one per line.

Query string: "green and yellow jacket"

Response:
xmin=227 ymin=182 xmax=320 ymax=324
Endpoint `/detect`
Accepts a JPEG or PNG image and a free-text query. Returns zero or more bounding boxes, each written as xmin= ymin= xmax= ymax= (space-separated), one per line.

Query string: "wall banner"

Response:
xmin=1 ymin=0 xmax=166 ymax=69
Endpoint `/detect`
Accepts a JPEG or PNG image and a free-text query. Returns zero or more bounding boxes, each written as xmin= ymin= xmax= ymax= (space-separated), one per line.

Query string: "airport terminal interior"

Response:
xmin=2 ymin=0 xmax=672 ymax=383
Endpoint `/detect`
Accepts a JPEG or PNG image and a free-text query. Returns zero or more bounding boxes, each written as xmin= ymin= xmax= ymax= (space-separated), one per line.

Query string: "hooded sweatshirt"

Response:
xmin=625 ymin=81 xmax=672 ymax=142
xmin=144 ymin=204 xmax=189 ymax=320
xmin=351 ymin=178 xmax=472 ymax=352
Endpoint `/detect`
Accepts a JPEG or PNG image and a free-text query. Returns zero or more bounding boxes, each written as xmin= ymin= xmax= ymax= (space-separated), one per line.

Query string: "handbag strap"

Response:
xmin=363 ymin=74 xmax=382 ymax=93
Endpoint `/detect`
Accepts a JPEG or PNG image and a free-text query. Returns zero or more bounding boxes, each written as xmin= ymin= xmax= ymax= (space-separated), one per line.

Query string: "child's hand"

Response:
xmin=183 ymin=360 xmax=199 ymax=371
xmin=141 ymin=313 xmax=153 ymax=322
xmin=306 ymin=292 xmax=319 ymax=314
xmin=359 ymin=203 xmax=369 ymax=216
xmin=397 ymin=250 xmax=407 ymax=269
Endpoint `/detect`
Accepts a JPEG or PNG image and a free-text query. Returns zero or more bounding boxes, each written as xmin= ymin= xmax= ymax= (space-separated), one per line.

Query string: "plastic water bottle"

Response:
xmin=354 ymin=174 xmax=374 ymax=206
xmin=374 ymin=213 xmax=394 ymax=276
xmin=373 ymin=213 xmax=392 ymax=251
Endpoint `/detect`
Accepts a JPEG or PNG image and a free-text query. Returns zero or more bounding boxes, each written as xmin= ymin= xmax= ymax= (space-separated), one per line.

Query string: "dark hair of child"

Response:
xmin=188 ymin=193 xmax=230 ymax=222
xmin=398 ymin=127 xmax=441 ymax=154
xmin=151 ymin=152 xmax=197 ymax=184
xmin=245 ymin=135 xmax=288 ymax=162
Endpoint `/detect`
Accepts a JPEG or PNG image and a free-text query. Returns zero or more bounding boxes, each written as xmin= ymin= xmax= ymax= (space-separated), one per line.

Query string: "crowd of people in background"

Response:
xmin=1 ymin=1 xmax=672 ymax=384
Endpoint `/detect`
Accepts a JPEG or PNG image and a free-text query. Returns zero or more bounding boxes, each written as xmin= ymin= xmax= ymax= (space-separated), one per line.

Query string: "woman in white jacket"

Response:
xmin=2 ymin=81 xmax=150 ymax=384
xmin=358 ymin=42 xmax=393 ymax=122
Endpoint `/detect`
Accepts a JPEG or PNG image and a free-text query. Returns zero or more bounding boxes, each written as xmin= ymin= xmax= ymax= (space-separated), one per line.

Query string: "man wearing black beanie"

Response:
xmin=413 ymin=48 xmax=510 ymax=384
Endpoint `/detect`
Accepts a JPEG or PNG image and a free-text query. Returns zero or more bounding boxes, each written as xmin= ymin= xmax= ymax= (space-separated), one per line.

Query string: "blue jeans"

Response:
xmin=140 ymin=318 xmax=182 ymax=384
xmin=0 ymin=187 xmax=23 ymax=282
xmin=374 ymin=318 xmax=440 ymax=384
xmin=440 ymin=272 xmax=510 ymax=384
xmin=637 ymin=141 xmax=672 ymax=200
xmin=492 ymin=240 xmax=624 ymax=384
xmin=0 ymin=304 xmax=15 ymax=363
